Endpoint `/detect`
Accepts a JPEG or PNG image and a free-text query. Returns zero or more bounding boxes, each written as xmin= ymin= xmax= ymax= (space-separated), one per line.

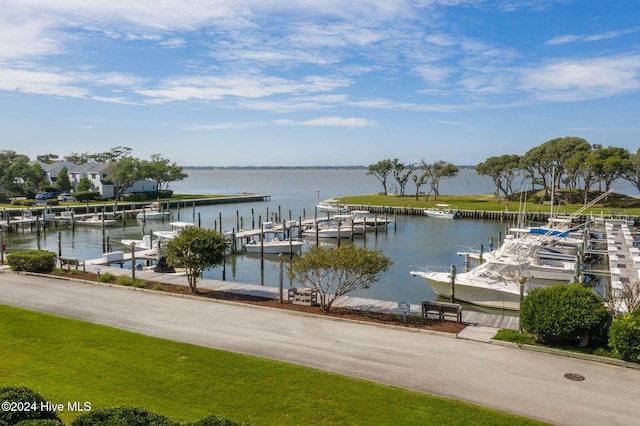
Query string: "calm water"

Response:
xmin=4 ymin=168 xmax=636 ymax=305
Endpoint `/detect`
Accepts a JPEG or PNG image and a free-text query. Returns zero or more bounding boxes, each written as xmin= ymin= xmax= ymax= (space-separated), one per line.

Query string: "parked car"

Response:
xmin=58 ymin=193 xmax=76 ymax=202
xmin=35 ymin=192 xmax=50 ymax=200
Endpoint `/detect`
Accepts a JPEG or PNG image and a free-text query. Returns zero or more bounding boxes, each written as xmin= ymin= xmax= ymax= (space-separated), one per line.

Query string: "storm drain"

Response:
xmin=564 ymin=373 xmax=585 ymax=381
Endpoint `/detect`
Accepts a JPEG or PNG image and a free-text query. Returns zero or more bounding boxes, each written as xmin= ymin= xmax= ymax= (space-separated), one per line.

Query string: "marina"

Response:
xmin=1 ymin=168 xmax=639 ymax=317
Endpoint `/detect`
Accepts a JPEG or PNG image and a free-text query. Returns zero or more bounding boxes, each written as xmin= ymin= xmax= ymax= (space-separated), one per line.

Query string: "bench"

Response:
xmin=288 ymin=288 xmax=319 ymax=306
xmin=421 ymin=300 xmax=462 ymax=323
xmin=59 ymin=256 xmax=85 ymax=272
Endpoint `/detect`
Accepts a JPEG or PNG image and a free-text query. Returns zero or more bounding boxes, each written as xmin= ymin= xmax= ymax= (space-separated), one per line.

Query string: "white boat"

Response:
xmin=316 ymin=199 xmax=348 ymax=214
xmin=424 ymin=204 xmax=461 ymax=219
xmin=411 ymin=265 xmax=523 ymax=310
xmin=153 ymin=221 xmax=195 ymax=241
xmin=74 ymin=214 xmax=117 ymax=227
xmin=121 ymin=234 xmax=154 ymax=250
xmin=244 ymin=238 xmax=304 ymax=254
xmin=303 ymin=218 xmax=353 ymax=238
xmin=136 ymin=209 xmax=169 ymax=220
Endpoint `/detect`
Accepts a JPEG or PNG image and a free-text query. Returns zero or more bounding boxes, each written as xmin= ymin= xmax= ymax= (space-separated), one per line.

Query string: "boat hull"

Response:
xmin=244 ymin=240 xmax=304 ymax=254
xmin=411 ymin=271 xmax=521 ymax=310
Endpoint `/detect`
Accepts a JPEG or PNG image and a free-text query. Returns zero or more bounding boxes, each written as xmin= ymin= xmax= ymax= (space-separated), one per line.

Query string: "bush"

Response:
xmin=15 ymin=420 xmax=64 ymax=425
xmin=157 ymin=190 xmax=173 ymax=199
xmin=122 ymin=193 xmax=148 ymax=202
xmin=73 ymin=191 xmax=100 ymax=202
xmin=45 ymin=200 xmax=59 ymax=207
xmin=116 ymin=276 xmax=147 ymax=288
xmin=0 ymin=192 xmax=10 ymax=203
xmin=520 ymin=284 xmax=610 ymax=345
xmin=7 ymin=250 xmax=57 ymax=273
xmin=608 ymin=309 xmax=640 ymax=362
xmin=0 ymin=386 xmax=62 ymax=424
xmin=10 ymin=199 xmax=35 ymax=207
xmin=70 ymin=406 xmax=179 ymax=426
xmin=99 ymin=272 xmax=116 ymax=283
xmin=185 ymin=415 xmax=247 ymax=426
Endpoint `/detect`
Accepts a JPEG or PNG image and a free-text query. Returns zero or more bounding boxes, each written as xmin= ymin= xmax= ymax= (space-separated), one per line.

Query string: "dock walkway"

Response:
xmin=81 ymin=258 xmax=519 ymax=331
xmin=605 ymin=222 xmax=640 ymax=313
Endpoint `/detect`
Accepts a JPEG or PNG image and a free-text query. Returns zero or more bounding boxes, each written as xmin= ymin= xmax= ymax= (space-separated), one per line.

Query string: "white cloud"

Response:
xmin=275 ymin=116 xmax=372 ymax=127
xmin=544 ymin=26 xmax=640 ymax=46
xmin=518 ymin=54 xmax=640 ymax=101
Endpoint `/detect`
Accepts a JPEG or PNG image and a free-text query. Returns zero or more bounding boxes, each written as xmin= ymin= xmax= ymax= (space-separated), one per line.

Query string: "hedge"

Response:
xmin=7 ymin=250 xmax=57 ymax=273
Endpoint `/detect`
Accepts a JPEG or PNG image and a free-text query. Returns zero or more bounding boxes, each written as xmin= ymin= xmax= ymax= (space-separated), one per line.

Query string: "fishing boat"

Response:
xmin=424 ymin=204 xmax=461 ymax=219
xmin=153 ymin=221 xmax=195 ymax=241
xmin=244 ymin=238 xmax=304 ymax=254
xmin=74 ymin=213 xmax=117 ymax=227
xmin=316 ymin=199 xmax=348 ymax=214
xmin=136 ymin=203 xmax=170 ymax=220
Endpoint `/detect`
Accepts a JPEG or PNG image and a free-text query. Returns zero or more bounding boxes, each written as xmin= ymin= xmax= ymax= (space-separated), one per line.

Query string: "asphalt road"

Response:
xmin=1 ymin=273 xmax=639 ymax=425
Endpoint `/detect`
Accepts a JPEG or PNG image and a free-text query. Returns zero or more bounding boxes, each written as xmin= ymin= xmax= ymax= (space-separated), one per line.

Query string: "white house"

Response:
xmin=42 ymin=161 xmax=156 ymax=198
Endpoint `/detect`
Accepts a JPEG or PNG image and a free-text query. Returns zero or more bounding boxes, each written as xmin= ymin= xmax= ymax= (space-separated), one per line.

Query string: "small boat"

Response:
xmin=303 ymin=218 xmax=353 ymax=239
xmin=424 ymin=204 xmax=461 ymax=219
xmin=136 ymin=203 xmax=170 ymax=220
xmin=316 ymin=199 xmax=348 ymax=214
xmin=74 ymin=214 xmax=117 ymax=227
xmin=121 ymin=234 xmax=154 ymax=250
xmin=244 ymin=238 xmax=304 ymax=254
xmin=153 ymin=221 xmax=195 ymax=241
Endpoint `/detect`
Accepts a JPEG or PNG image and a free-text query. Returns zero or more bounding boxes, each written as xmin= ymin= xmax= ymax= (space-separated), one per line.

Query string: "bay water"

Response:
xmin=4 ymin=168 xmax=636 ymax=307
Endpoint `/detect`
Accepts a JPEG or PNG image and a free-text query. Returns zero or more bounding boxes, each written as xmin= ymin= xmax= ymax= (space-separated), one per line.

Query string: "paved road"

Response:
xmin=1 ymin=273 xmax=639 ymax=425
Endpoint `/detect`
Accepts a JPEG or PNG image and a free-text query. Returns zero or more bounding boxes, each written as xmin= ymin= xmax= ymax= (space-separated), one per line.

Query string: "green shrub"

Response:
xmin=0 ymin=386 xmax=62 ymax=424
xmin=7 ymin=250 xmax=57 ymax=273
xmin=122 ymin=193 xmax=148 ymax=202
xmin=0 ymin=192 xmax=10 ymax=203
xmin=73 ymin=191 xmax=100 ymax=202
xmin=116 ymin=276 xmax=147 ymax=288
xmin=520 ymin=284 xmax=610 ymax=345
xmin=70 ymin=406 xmax=179 ymax=426
xmin=608 ymin=309 xmax=640 ymax=362
xmin=10 ymin=199 xmax=35 ymax=206
xmin=99 ymin=272 xmax=116 ymax=283
xmin=158 ymin=190 xmax=173 ymax=199
xmin=45 ymin=200 xmax=59 ymax=207
xmin=185 ymin=414 xmax=247 ymax=426
xmin=15 ymin=420 xmax=64 ymax=425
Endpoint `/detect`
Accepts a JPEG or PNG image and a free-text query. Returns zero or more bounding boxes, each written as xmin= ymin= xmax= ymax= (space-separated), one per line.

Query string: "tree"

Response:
xmin=0 ymin=150 xmax=31 ymax=197
xmin=419 ymin=160 xmax=458 ymax=201
xmin=25 ymin=162 xmax=46 ymax=191
xmin=165 ymin=227 xmax=229 ymax=293
xmin=107 ymin=157 xmax=143 ymax=201
xmin=590 ymin=146 xmax=631 ymax=192
xmin=390 ymin=159 xmax=415 ymax=196
xmin=36 ymin=153 xmax=59 ymax=164
xmin=521 ymin=137 xmax=591 ymax=199
xmin=476 ymin=154 xmax=521 ymax=201
xmin=366 ymin=159 xmax=393 ymax=195
xmin=140 ymin=154 xmax=188 ymax=190
xmin=287 ymin=244 xmax=392 ymax=312
xmin=412 ymin=172 xmax=427 ymax=200
xmin=77 ymin=176 xmax=93 ymax=192
xmin=56 ymin=166 xmax=72 ymax=193
xmin=520 ymin=284 xmax=609 ymax=346
xmin=623 ymin=148 xmax=640 ymax=194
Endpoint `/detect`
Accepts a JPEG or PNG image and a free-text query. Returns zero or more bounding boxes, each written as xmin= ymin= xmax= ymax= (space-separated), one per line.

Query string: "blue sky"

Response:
xmin=1 ymin=0 xmax=639 ymax=166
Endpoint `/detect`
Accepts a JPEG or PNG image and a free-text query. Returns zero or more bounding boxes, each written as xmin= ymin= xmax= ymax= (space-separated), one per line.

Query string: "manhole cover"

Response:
xmin=564 ymin=373 xmax=585 ymax=381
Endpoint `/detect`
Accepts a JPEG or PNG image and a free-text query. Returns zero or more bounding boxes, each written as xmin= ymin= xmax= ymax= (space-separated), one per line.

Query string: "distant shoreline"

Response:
xmin=180 ymin=165 xmax=478 ymax=170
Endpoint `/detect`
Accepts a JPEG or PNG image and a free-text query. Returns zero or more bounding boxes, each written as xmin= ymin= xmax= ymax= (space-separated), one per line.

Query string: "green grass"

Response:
xmin=0 ymin=304 xmax=547 ymax=425
xmin=339 ymin=192 xmax=640 ymax=216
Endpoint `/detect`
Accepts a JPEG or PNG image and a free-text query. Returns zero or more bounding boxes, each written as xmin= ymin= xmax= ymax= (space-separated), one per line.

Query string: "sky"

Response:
xmin=1 ymin=0 xmax=639 ymax=167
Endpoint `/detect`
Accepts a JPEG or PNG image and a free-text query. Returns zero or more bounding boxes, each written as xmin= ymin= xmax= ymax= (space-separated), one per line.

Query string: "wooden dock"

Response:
xmin=75 ymin=258 xmax=519 ymax=330
xmin=604 ymin=222 xmax=640 ymax=313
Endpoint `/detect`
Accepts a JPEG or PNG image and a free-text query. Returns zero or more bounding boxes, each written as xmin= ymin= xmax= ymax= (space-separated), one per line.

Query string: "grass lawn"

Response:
xmin=338 ymin=192 xmax=640 ymax=216
xmin=0 ymin=304 xmax=547 ymax=425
